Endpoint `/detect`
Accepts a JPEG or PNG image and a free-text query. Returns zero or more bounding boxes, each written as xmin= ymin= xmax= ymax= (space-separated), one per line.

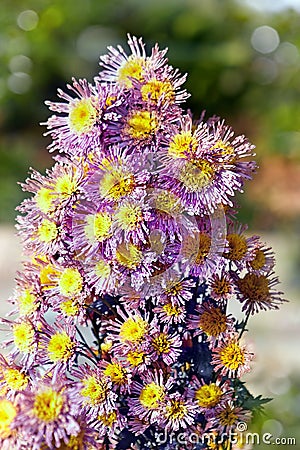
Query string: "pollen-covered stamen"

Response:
xmin=99 ymin=168 xmax=136 ymax=201
xmin=84 ymin=212 xmax=113 ymax=242
xmin=168 ymin=132 xmax=198 ymax=159
xmin=81 ymin=376 xmax=109 ymax=405
xmin=237 ymin=273 xmax=269 ymax=302
xmin=219 ymin=342 xmax=245 ymax=372
xmin=58 ymin=268 xmax=83 ymax=297
xmin=103 ymin=362 xmax=127 ymax=385
xmin=141 ymin=78 xmax=174 ymax=103
xmin=13 ymin=322 xmax=35 ymax=354
xmin=3 ymin=368 xmax=29 ymax=391
xmin=68 ymin=97 xmax=97 ymax=135
xmin=47 ymin=331 xmax=75 ymax=362
xmin=199 ymin=306 xmax=227 ymax=337
xmin=37 ymin=219 xmax=58 ymax=243
xmin=115 ymin=242 xmax=143 ymax=269
xmin=119 ymin=317 xmax=148 ymax=343
xmin=117 ymin=56 xmax=146 ymax=88
xmin=225 ymin=233 xmax=248 ymax=261
xmin=115 ymin=203 xmax=143 ymax=230
xmin=249 ymin=249 xmax=266 ymax=270
xmin=32 ymin=388 xmax=64 ymax=422
xmin=125 ymin=110 xmax=158 ymax=140
xmin=139 ymin=382 xmax=165 ymax=409
xmin=166 ymin=399 xmax=187 ymax=421
xmin=195 ymin=383 xmax=223 ymax=408
xmin=151 ymin=333 xmax=171 ymax=355
xmin=179 ymin=159 xmax=215 ymax=191
xmin=0 ymin=399 xmax=17 ymax=439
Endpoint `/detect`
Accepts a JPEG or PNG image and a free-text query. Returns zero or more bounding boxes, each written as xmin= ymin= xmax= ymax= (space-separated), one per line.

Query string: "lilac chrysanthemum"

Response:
xmin=13 ymin=376 xmax=81 ymax=450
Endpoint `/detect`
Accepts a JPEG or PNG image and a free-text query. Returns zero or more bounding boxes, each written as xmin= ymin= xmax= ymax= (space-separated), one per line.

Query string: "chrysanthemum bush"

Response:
xmin=0 ymin=35 xmax=286 ymax=450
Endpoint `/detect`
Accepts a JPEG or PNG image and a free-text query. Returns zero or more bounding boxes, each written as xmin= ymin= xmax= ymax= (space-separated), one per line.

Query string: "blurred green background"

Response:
xmin=0 ymin=0 xmax=300 ymax=448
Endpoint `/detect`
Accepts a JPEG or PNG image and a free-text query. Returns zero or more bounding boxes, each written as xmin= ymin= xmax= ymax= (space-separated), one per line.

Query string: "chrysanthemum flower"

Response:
xmin=43 ymin=78 xmax=121 ymax=155
xmin=246 ymin=240 xmax=276 ymax=274
xmin=0 ymin=355 xmax=30 ymax=397
xmin=159 ymin=117 xmax=256 ymax=215
xmin=187 ymin=302 xmax=233 ymax=345
xmin=187 ymin=376 xmax=233 ymax=417
xmin=0 ymin=397 xmax=19 ymax=448
xmin=148 ymin=326 xmax=182 ymax=365
xmin=223 ymin=223 xmax=259 ymax=270
xmin=14 ymin=377 xmax=81 ymax=449
xmin=235 ymin=271 xmax=285 ymax=315
xmin=208 ymin=269 xmax=235 ymax=303
xmin=99 ymin=34 xmax=167 ymax=89
xmin=161 ymin=392 xmax=197 ymax=432
xmin=18 ymin=160 xmax=84 ymax=218
xmin=128 ymin=370 xmax=173 ymax=426
xmin=211 ymin=401 xmax=251 ymax=433
xmin=1 ymin=317 xmax=39 ymax=368
xmin=211 ymin=333 xmax=254 ymax=378
xmin=37 ymin=321 xmax=78 ymax=380
xmin=75 ymin=364 xmax=117 ymax=420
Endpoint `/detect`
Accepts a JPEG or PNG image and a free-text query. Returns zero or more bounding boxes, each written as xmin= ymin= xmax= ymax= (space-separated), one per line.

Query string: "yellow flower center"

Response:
xmin=154 ymin=191 xmax=182 ymax=215
xmin=0 ymin=399 xmax=17 ymax=439
xmin=139 ymin=382 xmax=165 ymax=409
xmin=141 ymin=78 xmax=174 ymax=103
xmin=199 ymin=306 xmax=227 ymax=337
xmin=165 ymin=281 xmax=183 ymax=297
xmin=103 ymin=362 xmax=127 ymax=384
xmin=225 ymin=234 xmax=248 ymax=261
xmin=126 ymin=110 xmax=158 ymax=140
xmin=182 ymin=232 xmax=211 ymax=265
xmin=18 ymin=289 xmax=38 ymax=316
xmin=127 ymin=350 xmax=145 ymax=367
xmin=179 ymin=159 xmax=215 ymax=191
xmin=115 ymin=203 xmax=143 ymax=230
xmin=217 ymin=405 xmax=238 ymax=427
xmin=47 ymin=331 xmax=75 ymax=362
xmin=219 ymin=342 xmax=245 ymax=371
xmin=99 ymin=167 xmax=136 ymax=201
xmin=55 ymin=174 xmax=78 ymax=196
xmin=151 ymin=333 xmax=171 ymax=354
xmin=81 ymin=376 xmax=108 ymax=405
xmin=98 ymin=410 xmax=117 ymax=428
xmin=117 ymin=56 xmax=145 ymax=88
xmin=13 ymin=322 xmax=35 ymax=353
xmin=85 ymin=212 xmax=112 ymax=242
xmin=165 ymin=399 xmax=187 ymax=420
xmin=210 ymin=276 xmax=232 ymax=298
xmin=211 ymin=140 xmax=235 ymax=162
xmin=4 ymin=368 xmax=29 ymax=391
xmin=237 ymin=273 xmax=270 ymax=302
xmin=250 ymin=249 xmax=266 ymax=270
xmin=162 ymin=303 xmax=183 ymax=317
xmin=195 ymin=383 xmax=223 ymax=408
xmin=94 ymin=259 xmax=111 ymax=278
xmin=58 ymin=268 xmax=83 ymax=297
xmin=60 ymin=300 xmax=79 ymax=317
xmin=38 ymin=219 xmax=58 ymax=243
xmin=168 ymin=132 xmax=198 ymax=159
xmin=115 ymin=242 xmax=143 ymax=269
xmin=35 ymin=187 xmax=54 ymax=213
xmin=68 ymin=98 xmax=97 ymax=135
xmin=120 ymin=317 xmax=148 ymax=343
xmin=33 ymin=388 xmax=64 ymax=422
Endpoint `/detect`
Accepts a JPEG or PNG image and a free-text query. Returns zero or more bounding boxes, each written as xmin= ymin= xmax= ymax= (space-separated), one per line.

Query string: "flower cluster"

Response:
xmin=0 ymin=35 xmax=285 ymax=450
